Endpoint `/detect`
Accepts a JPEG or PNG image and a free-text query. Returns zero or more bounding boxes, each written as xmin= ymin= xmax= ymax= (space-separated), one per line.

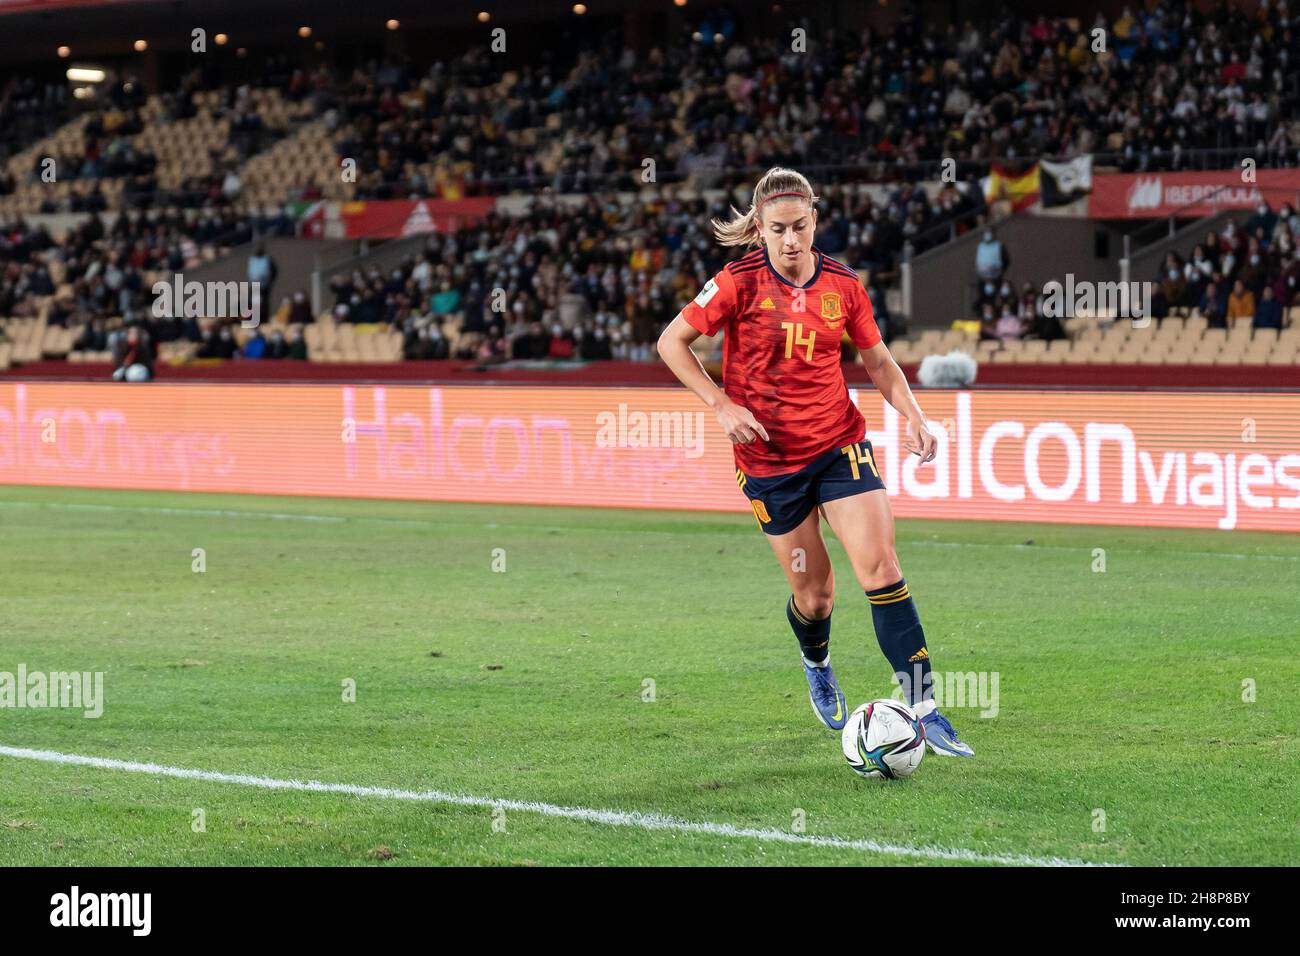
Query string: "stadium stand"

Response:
xmin=2 ymin=0 xmax=1300 ymax=379
xmin=0 ymin=81 xmax=319 ymax=219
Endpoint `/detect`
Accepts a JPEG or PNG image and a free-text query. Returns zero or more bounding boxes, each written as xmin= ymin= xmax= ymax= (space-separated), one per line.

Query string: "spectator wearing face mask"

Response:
xmin=1021 ymin=285 xmax=1064 ymax=340
xmin=527 ymin=321 xmax=551 ymax=358
xmin=1227 ymin=279 xmax=1256 ymax=323
xmin=1254 ymin=285 xmax=1283 ymax=331
xmin=547 ymin=323 xmax=574 ymax=359
xmin=266 ymin=328 xmax=287 ymax=359
xmin=242 ymin=326 xmax=267 ymax=359
xmin=431 ymin=280 xmax=461 ymax=321
xmin=428 ymin=325 xmax=449 ymax=359
xmin=974 ymin=278 xmax=1001 ymax=316
xmin=608 ymin=328 xmax=629 ymax=360
xmin=404 ymin=326 xmax=432 ymax=360
xmin=1218 ymin=241 xmax=1238 ymax=280
xmin=1184 ymin=245 xmax=1213 ymax=301
xmin=1245 ymin=203 xmax=1277 ymax=240
xmin=1199 ymin=281 xmax=1228 ymax=329
xmin=996 ymin=279 xmax=1018 ymax=314
xmin=994 ymin=305 xmax=1025 ymax=343
xmin=974 ymin=229 xmax=1008 ymax=283
xmin=1271 ymin=221 xmax=1294 ymax=256
xmin=247 ymin=244 xmax=277 ymax=307
xmin=1159 ymin=255 xmax=1187 ymax=310
xmin=1220 ymin=220 xmax=1242 ymax=252
xmin=1273 ymin=256 xmax=1300 ymax=309
xmin=1276 ymin=205 xmax=1300 ymax=235
xmin=584 ymin=326 xmax=612 ymax=360
xmin=1016 ymin=281 xmax=1037 ymax=320
xmin=286 ymin=325 xmax=308 ymax=360
xmin=289 ymin=291 xmax=313 ymax=325
xmin=1237 ymin=240 xmax=1268 ymax=295
xmin=198 ymin=322 xmax=237 ymax=359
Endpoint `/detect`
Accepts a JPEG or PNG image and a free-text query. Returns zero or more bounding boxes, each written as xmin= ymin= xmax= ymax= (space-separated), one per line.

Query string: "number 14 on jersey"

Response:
xmin=780 ymin=321 xmax=816 ymax=362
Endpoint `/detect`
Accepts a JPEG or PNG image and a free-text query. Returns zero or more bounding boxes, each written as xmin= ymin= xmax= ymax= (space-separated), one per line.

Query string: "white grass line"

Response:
xmin=0 ymin=744 xmax=1115 ymax=867
xmin=2 ymin=499 xmax=1296 ymax=561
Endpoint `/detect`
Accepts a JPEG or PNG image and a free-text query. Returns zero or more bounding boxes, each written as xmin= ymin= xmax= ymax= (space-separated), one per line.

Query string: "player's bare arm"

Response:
xmin=860 ymin=341 xmax=937 ymax=464
xmin=657 ymin=314 xmax=769 ymax=445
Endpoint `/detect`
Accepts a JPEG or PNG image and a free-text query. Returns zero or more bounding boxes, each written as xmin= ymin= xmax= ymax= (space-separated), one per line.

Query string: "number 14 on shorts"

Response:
xmin=841 ymin=442 xmax=879 ymax=481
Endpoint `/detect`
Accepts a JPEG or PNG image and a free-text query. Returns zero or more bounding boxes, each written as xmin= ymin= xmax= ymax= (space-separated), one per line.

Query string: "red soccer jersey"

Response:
xmin=681 ymin=246 xmax=882 ymax=477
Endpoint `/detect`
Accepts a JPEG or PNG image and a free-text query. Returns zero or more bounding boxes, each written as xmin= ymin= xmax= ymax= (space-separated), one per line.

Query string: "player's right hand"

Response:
xmin=715 ymin=399 xmax=770 ymax=445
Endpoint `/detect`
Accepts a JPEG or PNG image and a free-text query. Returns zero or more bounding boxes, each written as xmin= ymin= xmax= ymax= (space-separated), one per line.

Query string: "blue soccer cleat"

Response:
xmin=802 ymin=658 xmax=847 ymax=730
xmin=920 ymin=709 xmax=975 ymax=757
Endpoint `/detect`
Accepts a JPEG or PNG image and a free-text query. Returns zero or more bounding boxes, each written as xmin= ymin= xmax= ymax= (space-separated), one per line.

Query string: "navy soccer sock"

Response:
xmin=866 ymin=579 xmax=934 ymax=711
xmin=786 ymin=596 xmax=831 ymax=666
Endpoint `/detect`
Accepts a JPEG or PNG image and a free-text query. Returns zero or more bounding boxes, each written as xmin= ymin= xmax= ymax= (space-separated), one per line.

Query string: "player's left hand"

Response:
xmin=904 ymin=418 xmax=938 ymax=464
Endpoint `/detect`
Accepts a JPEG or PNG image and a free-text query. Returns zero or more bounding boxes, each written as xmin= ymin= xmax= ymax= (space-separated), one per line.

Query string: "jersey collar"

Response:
xmin=763 ymin=244 xmax=823 ymax=290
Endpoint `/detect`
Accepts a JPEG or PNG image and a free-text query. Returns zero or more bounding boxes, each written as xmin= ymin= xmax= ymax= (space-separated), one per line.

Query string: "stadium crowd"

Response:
xmin=334 ymin=0 xmax=1300 ymax=201
xmin=969 ymin=201 xmax=1300 ymax=343
xmin=6 ymin=1 xmax=1300 ymax=215
xmin=5 ymin=177 xmax=935 ymax=365
xmin=0 ymin=205 xmax=286 ymax=327
xmin=325 ymin=187 xmax=930 ymax=364
xmin=3 ymin=0 xmax=1300 ymax=368
xmin=1168 ymin=202 xmax=1300 ymax=328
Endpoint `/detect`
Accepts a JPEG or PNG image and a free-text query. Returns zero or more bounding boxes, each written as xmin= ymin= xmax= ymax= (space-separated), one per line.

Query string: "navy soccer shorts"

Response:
xmin=736 ymin=440 xmax=886 ymax=535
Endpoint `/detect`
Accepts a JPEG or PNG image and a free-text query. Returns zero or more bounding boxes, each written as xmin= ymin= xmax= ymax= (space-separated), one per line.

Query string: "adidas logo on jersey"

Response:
xmin=759 ymin=297 xmax=775 ymax=309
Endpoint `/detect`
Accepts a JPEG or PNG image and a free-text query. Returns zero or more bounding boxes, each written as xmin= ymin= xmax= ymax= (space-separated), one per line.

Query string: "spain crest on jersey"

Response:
xmin=821 ymin=292 xmax=843 ymax=327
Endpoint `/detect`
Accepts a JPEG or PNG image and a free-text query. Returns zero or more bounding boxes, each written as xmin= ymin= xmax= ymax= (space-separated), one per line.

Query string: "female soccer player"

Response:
xmin=656 ymin=167 xmax=973 ymax=757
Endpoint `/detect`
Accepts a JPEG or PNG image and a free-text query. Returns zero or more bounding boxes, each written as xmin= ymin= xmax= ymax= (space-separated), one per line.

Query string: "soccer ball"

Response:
xmin=841 ymin=699 xmax=926 ymax=779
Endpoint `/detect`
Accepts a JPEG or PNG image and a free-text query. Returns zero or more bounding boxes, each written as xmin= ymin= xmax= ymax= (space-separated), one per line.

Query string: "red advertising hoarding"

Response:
xmin=297 ymin=199 xmax=496 ymax=239
xmin=2 ymin=383 xmax=1298 ymax=533
xmin=1089 ymin=169 xmax=1300 ymax=219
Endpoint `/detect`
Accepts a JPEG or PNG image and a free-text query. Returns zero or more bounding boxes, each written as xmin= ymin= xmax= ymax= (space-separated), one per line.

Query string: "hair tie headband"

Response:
xmin=757 ymin=190 xmax=810 ymax=208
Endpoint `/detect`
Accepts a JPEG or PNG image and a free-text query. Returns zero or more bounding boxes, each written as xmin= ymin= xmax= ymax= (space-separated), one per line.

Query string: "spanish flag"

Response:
xmin=982 ymin=163 xmax=1041 ymax=211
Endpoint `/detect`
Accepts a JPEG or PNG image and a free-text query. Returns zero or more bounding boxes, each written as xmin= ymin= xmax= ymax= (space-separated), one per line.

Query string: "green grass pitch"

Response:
xmin=0 ymin=484 xmax=1296 ymax=866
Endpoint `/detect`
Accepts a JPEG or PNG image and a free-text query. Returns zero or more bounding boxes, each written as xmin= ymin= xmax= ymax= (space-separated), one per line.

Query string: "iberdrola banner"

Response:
xmin=1087 ymin=169 xmax=1300 ymax=219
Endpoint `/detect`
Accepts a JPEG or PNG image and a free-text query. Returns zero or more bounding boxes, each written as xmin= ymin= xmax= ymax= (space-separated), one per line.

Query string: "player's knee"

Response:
xmin=793 ymin=588 xmax=834 ymax=620
xmin=858 ymin=554 xmax=902 ymax=591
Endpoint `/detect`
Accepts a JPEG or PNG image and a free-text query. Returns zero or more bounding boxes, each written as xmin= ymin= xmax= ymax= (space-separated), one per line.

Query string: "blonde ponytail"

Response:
xmin=711 ymin=167 xmax=819 ymax=247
